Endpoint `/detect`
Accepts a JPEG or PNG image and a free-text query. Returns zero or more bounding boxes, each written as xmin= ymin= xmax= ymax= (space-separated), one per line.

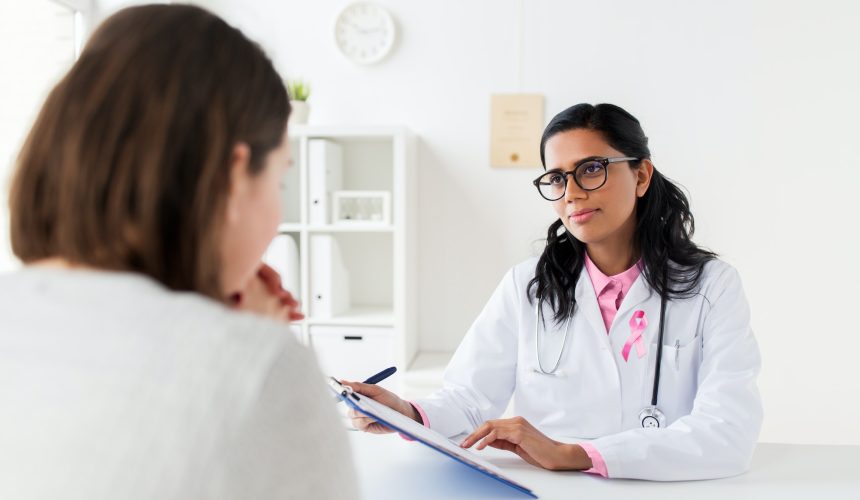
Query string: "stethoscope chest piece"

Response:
xmin=638 ymin=405 xmax=666 ymax=429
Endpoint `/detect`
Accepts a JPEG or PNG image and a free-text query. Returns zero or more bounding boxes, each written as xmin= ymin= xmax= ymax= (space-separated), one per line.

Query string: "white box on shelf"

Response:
xmin=308 ymin=139 xmax=343 ymax=225
xmin=309 ymin=325 xmax=397 ymax=390
xmin=332 ymin=190 xmax=391 ymax=225
xmin=309 ymin=234 xmax=351 ymax=318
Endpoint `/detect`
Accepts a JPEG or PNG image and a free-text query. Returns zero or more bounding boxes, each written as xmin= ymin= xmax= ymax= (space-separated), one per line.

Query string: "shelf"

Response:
xmin=309 ymin=224 xmax=393 ymax=233
xmin=267 ymin=125 xmax=415 ymax=381
xmin=289 ymin=124 xmax=409 ymax=139
xmin=277 ymin=223 xmax=303 ymax=232
xmin=305 ymin=306 xmax=395 ymax=327
xmin=277 ymin=223 xmax=395 ymax=233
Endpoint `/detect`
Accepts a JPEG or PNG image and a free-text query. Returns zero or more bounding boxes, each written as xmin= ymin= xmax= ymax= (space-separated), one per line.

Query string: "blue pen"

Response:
xmin=363 ymin=366 xmax=397 ymax=384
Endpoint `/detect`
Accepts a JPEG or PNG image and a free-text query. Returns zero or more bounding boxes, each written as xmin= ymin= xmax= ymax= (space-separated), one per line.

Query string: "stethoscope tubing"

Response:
xmin=533 ymin=288 xmax=668 ymax=413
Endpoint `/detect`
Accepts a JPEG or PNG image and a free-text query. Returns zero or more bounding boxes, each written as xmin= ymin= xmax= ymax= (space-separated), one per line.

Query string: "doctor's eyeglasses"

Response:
xmin=532 ymin=156 xmax=639 ymax=201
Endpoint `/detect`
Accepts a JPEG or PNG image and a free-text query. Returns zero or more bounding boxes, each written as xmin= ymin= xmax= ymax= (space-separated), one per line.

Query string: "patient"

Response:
xmin=0 ymin=5 xmax=354 ymax=499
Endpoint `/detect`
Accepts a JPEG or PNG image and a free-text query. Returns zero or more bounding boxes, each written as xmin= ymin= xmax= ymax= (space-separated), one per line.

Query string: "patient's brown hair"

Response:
xmin=9 ymin=4 xmax=289 ymax=299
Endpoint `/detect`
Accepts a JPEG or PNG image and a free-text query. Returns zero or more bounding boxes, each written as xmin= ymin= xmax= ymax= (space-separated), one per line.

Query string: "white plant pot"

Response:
xmin=289 ymin=101 xmax=309 ymax=126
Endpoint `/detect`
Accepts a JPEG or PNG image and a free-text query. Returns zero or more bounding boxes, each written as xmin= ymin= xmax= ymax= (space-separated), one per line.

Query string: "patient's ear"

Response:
xmin=225 ymin=142 xmax=252 ymax=225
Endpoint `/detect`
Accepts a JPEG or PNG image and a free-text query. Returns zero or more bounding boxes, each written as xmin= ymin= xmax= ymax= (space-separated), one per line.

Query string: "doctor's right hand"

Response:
xmin=340 ymin=381 xmax=422 ymax=434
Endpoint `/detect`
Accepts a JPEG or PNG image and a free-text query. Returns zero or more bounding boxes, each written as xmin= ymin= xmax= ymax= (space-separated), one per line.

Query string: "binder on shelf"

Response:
xmin=263 ymin=234 xmax=300 ymax=296
xmin=309 ymin=234 xmax=351 ymax=318
xmin=308 ymin=139 xmax=343 ymax=225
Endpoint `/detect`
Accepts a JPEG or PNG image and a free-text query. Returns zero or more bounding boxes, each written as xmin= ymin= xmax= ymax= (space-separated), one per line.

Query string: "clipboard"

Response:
xmin=328 ymin=378 xmax=537 ymax=498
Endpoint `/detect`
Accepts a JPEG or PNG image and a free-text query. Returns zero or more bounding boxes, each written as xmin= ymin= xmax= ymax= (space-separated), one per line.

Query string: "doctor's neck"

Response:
xmin=585 ymin=240 xmax=640 ymax=277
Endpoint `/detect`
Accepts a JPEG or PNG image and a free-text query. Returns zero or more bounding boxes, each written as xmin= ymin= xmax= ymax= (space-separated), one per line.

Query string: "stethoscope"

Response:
xmin=534 ymin=292 xmax=669 ymax=429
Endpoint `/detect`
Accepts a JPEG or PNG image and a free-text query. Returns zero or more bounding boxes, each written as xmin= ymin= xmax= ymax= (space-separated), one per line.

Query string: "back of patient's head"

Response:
xmin=8 ymin=4 xmax=288 ymax=299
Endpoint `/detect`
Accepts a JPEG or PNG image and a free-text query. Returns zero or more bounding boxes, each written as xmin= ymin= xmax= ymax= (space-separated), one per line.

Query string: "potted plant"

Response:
xmin=286 ymin=79 xmax=310 ymax=126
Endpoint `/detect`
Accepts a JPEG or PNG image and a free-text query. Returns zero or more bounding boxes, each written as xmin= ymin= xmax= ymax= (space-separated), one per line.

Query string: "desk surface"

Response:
xmin=347 ymin=431 xmax=858 ymax=500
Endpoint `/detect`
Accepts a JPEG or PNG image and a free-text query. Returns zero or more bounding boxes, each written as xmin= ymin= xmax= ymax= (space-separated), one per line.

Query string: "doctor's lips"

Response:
xmin=569 ymin=208 xmax=599 ymax=224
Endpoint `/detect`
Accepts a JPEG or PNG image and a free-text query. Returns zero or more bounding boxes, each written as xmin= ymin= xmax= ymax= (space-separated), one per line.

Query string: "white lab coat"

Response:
xmin=415 ymin=258 xmax=762 ymax=481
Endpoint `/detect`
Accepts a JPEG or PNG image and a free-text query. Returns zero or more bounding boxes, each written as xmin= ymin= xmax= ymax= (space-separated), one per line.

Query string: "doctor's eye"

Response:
xmin=547 ymin=173 xmax=565 ymax=185
xmin=579 ymin=162 xmax=605 ymax=177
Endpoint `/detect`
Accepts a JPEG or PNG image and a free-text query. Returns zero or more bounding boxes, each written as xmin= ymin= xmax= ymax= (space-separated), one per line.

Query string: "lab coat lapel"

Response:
xmin=615 ymin=273 xmax=655 ymax=322
xmin=574 ymin=267 xmax=612 ymax=347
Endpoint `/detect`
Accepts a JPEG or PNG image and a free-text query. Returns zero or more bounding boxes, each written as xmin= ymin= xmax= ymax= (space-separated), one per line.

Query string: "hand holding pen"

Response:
xmin=340 ymin=367 xmax=423 ymax=433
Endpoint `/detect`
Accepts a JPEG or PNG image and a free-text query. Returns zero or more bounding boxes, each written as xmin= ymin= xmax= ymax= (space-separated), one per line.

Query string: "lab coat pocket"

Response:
xmin=658 ymin=337 xmax=701 ymax=420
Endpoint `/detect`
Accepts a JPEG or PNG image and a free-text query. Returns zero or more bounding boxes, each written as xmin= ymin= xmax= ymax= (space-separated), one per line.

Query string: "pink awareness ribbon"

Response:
xmin=622 ymin=310 xmax=648 ymax=362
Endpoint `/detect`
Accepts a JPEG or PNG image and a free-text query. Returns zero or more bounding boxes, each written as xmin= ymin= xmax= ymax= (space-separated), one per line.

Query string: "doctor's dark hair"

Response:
xmin=9 ymin=4 xmax=290 ymax=299
xmin=528 ymin=103 xmax=716 ymax=323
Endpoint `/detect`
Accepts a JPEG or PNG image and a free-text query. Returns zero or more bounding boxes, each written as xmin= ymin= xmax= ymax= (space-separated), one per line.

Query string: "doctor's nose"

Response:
xmin=563 ymin=175 xmax=587 ymax=202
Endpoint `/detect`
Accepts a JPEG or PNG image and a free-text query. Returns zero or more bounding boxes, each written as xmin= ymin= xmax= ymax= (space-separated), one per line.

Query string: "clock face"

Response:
xmin=334 ymin=2 xmax=396 ymax=65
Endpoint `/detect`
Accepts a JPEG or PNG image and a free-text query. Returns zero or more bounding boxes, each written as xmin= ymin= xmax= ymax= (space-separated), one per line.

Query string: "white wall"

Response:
xmin=88 ymin=0 xmax=860 ymax=445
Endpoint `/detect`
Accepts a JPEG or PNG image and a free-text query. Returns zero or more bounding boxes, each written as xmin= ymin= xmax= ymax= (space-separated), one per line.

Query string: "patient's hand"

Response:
xmin=229 ymin=263 xmax=304 ymax=322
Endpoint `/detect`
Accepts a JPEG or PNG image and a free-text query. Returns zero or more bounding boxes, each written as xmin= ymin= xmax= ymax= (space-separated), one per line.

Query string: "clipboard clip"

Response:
xmin=329 ymin=376 xmax=361 ymax=402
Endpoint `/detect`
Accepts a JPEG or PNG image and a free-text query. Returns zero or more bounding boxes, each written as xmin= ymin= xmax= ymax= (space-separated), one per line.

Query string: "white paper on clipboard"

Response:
xmin=327 ymin=378 xmax=536 ymax=498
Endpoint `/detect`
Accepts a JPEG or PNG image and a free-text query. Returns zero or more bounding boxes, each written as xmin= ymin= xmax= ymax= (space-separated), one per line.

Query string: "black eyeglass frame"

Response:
xmin=532 ymin=156 xmax=639 ymax=201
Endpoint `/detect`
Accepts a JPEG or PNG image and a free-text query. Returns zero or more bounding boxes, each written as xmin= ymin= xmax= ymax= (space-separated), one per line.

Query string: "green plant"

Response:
xmin=286 ymin=79 xmax=311 ymax=102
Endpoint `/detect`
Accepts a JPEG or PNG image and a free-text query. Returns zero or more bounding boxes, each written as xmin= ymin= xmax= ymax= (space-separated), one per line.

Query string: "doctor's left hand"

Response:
xmin=459 ymin=416 xmax=592 ymax=471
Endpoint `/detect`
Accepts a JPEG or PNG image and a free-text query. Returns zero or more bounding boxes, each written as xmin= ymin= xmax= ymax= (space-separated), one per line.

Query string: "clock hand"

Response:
xmin=361 ymin=22 xmax=388 ymax=35
xmin=343 ymin=20 xmax=368 ymax=34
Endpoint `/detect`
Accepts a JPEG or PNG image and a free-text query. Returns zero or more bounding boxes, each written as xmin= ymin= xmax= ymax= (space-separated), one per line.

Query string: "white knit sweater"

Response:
xmin=0 ymin=267 xmax=356 ymax=500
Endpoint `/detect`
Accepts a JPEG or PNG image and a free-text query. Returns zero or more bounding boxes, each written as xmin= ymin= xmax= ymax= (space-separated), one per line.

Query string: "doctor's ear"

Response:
xmin=635 ymin=159 xmax=655 ymax=198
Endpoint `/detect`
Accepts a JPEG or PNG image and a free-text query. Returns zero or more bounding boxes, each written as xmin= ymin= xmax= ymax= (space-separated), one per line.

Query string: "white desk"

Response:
xmin=347 ymin=431 xmax=859 ymax=499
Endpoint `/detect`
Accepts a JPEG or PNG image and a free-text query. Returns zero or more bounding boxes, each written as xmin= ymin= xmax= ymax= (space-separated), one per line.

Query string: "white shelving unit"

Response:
xmin=265 ymin=125 xmax=417 ymax=393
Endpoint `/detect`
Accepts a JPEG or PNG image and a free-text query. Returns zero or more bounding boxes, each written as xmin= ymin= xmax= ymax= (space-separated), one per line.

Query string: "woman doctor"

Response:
xmin=344 ymin=103 xmax=762 ymax=481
